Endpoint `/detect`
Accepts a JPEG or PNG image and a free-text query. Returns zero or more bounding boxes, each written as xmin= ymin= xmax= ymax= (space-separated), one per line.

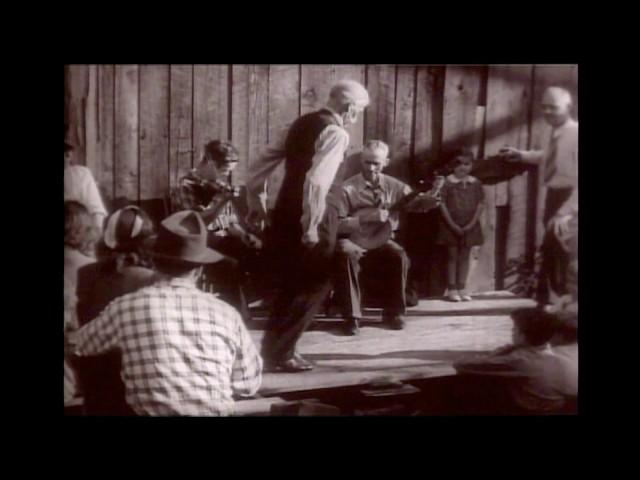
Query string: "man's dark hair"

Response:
xmin=511 ymin=308 xmax=558 ymax=347
xmin=550 ymin=312 xmax=578 ymax=345
xmin=152 ymin=256 xmax=200 ymax=277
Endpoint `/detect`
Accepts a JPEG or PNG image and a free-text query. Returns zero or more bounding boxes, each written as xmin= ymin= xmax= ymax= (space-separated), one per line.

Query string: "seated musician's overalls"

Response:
xmin=171 ymin=141 xmax=262 ymax=323
xmin=333 ymin=140 xmax=438 ymax=335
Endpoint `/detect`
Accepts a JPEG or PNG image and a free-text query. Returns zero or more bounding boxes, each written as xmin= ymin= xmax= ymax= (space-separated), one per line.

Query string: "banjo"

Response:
xmin=348 ymin=176 xmax=445 ymax=250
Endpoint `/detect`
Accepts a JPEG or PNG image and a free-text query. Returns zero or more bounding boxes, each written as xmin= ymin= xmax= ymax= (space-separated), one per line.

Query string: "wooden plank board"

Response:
xmin=530 ymin=65 xmax=578 ymax=249
xmin=169 ymin=65 xmax=193 ymax=189
xmin=66 ymin=65 xmax=89 ymax=166
xmin=84 ymin=65 xmax=100 ymax=184
xmin=231 ymin=64 xmax=269 ymax=190
xmin=266 ymin=64 xmax=300 ymax=209
xmin=365 ymin=65 xmax=395 ymax=147
xmin=139 ymin=65 xmax=170 ymax=220
xmin=300 ymin=64 xmax=333 ymax=116
xmin=414 ymin=65 xmax=444 ymax=177
xmin=193 ymin=65 xmax=230 ymax=180
xmin=114 ymin=64 xmax=139 ymax=207
xmin=484 ymin=65 xmax=534 ymax=289
xmin=97 ymin=65 xmax=115 ymax=211
xmin=391 ymin=65 xmax=415 ymax=181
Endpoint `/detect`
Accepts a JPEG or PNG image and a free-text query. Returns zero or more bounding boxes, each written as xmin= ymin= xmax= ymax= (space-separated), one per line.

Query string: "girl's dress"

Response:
xmin=436 ymin=174 xmax=484 ymax=247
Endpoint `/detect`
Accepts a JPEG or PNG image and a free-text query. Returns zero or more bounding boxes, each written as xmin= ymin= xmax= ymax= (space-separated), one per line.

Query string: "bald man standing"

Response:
xmin=501 ymin=86 xmax=578 ymax=309
xmin=247 ymin=80 xmax=370 ymax=372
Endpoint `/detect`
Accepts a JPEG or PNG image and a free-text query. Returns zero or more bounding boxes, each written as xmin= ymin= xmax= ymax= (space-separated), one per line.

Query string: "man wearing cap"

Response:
xmin=500 ymin=86 xmax=578 ymax=310
xmin=172 ymin=140 xmax=262 ymax=323
xmin=246 ymin=80 xmax=370 ymax=372
xmin=64 ymin=140 xmax=108 ymax=232
xmin=68 ymin=210 xmax=262 ymax=416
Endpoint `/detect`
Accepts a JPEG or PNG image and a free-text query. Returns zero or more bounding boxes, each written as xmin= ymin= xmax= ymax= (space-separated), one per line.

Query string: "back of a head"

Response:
xmin=329 ymin=80 xmax=370 ymax=109
xmin=511 ymin=307 xmax=558 ymax=347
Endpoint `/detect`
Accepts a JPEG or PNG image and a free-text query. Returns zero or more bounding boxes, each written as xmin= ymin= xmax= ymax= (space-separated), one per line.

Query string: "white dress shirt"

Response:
xmin=246 ymin=107 xmax=350 ymax=240
xmin=64 ymin=164 xmax=108 ymax=229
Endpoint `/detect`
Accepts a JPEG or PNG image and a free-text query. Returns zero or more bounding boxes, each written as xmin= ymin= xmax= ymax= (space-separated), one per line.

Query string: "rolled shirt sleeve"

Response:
xmin=300 ymin=125 xmax=350 ymax=238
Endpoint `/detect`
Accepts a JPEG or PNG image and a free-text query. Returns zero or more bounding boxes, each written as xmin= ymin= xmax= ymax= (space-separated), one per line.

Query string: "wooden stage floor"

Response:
xmin=246 ymin=292 xmax=536 ymax=401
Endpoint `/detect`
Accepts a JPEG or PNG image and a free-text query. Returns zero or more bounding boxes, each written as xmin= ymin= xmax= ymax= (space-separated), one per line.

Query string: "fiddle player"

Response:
xmin=172 ymin=140 xmax=261 ymax=323
xmin=334 ymin=140 xmax=440 ymax=334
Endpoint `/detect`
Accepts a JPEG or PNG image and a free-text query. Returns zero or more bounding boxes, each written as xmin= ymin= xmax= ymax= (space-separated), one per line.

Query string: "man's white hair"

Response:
xmin=362 ymin=139 xmax=389 ymax=158
xmin=329 ymin=79 xmax=370 ymax=108
xmin=543 ymin=86 xmax=573 ymax=107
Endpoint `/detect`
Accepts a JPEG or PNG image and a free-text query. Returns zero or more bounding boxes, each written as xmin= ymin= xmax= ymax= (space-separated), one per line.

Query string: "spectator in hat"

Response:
xmin=74 ymin=205 xmax=158 ymax=415
xmin=68 ymin=210 xmax=262 ymax=416
xmin=77 ymin=205 xmax=157 ymax=326
xmin=171 ymin=140 xmax=261 ymax=323
xmin=64 ymin=140 xmax=108 ymax=232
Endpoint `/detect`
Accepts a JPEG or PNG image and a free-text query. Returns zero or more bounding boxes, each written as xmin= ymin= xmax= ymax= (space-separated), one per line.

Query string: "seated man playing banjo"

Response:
xmin=334 ymin=140 xmax=442 ymax=334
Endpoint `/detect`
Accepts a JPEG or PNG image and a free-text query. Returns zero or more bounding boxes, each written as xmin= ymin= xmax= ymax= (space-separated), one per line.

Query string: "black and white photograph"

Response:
xmin=63 ymin=64 xmax=578 ymax=416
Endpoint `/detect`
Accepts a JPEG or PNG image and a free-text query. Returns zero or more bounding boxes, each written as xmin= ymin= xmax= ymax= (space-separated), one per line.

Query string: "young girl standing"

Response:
xmin=436 ymin=148 xmax=485 ymax=301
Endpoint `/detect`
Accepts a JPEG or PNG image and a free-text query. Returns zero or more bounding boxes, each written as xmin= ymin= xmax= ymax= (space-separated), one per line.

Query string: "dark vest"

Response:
xmin=272 ymin=109 xmax=343 ymax=236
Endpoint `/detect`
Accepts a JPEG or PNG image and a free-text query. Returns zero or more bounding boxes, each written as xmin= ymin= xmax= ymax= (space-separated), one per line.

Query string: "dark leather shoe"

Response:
xmin=384 ymin=314 xmax=405 ymax=330
xmin=275 ymin=355 xmax=314 ymax=373
xmin=344 ymin=317 xmax=360 ymax=335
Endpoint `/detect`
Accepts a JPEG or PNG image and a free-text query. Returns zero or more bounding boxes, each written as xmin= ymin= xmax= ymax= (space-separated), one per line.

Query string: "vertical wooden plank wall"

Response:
xmin=65 ymin=63 xmax=578 ymax=293
xmin=231 ymin=64 xmax=269 ymax=189
xmin=266 ymin=65 xmax=300 ymax=210
xmin=114 ymin=65 xmax=139 ymax=209
xmin=485 ymin=65 xmax=534 ymax=290
xmin=139 ymin=65 xmax=170 ymax=220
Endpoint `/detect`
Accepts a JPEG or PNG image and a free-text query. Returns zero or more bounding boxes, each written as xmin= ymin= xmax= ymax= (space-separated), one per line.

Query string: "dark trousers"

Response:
xmin=333 ymin=240 xmax=409 ymax=319
xmin=200 ymin=234 xmax=254 ymax=323
xmin=537 ymin=187 xmax=573 ymax=305
xmin=261 ymin=205 xmax=339 ymax=362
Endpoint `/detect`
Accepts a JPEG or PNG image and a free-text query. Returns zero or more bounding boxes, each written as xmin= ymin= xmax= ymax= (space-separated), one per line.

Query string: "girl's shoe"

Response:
xmin=458 ymin=290 xmax=472 ymax=302
xmin=445 ymin=289 xmax=462 ymax=302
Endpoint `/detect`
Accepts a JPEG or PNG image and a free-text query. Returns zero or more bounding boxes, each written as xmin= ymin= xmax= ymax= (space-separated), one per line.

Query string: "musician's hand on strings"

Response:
xmin=337 ymin=239 xmax=366 ymax=260
xmin=498 ymin=146 xmax=523 ymax=162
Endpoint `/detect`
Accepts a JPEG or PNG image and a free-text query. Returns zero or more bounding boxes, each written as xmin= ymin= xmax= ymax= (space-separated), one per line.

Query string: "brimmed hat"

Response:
xmin=103 ymin=205 xmax=154 ymax=251
xmin=146 ymin=210 xmax=223 ymax=265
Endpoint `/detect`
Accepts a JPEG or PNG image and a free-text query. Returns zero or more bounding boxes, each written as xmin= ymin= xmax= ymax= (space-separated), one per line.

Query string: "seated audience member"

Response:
xmin=453 ymin=307 xmax=577 ymax=414
xmin=75 ymin=206 xmax=158 ymax=415
xmin=64 ymin=140 xmax=108 ymax=233
xmin=171 ymin=140 xmax=262 ymax=323
xmin=333 ymin=140 xmax=439 ymax=334
xmin=64 ymin=201 xmax=99 ymax=411
xmin=77 ymin=205 xmax=157 ymax=325
xmin=68 ymin=211 xmax=262 ymax=416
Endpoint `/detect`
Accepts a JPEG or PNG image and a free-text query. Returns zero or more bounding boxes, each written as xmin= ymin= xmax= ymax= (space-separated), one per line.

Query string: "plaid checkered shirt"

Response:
xmin=72 ymin=277 xmax=262 ymax=416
